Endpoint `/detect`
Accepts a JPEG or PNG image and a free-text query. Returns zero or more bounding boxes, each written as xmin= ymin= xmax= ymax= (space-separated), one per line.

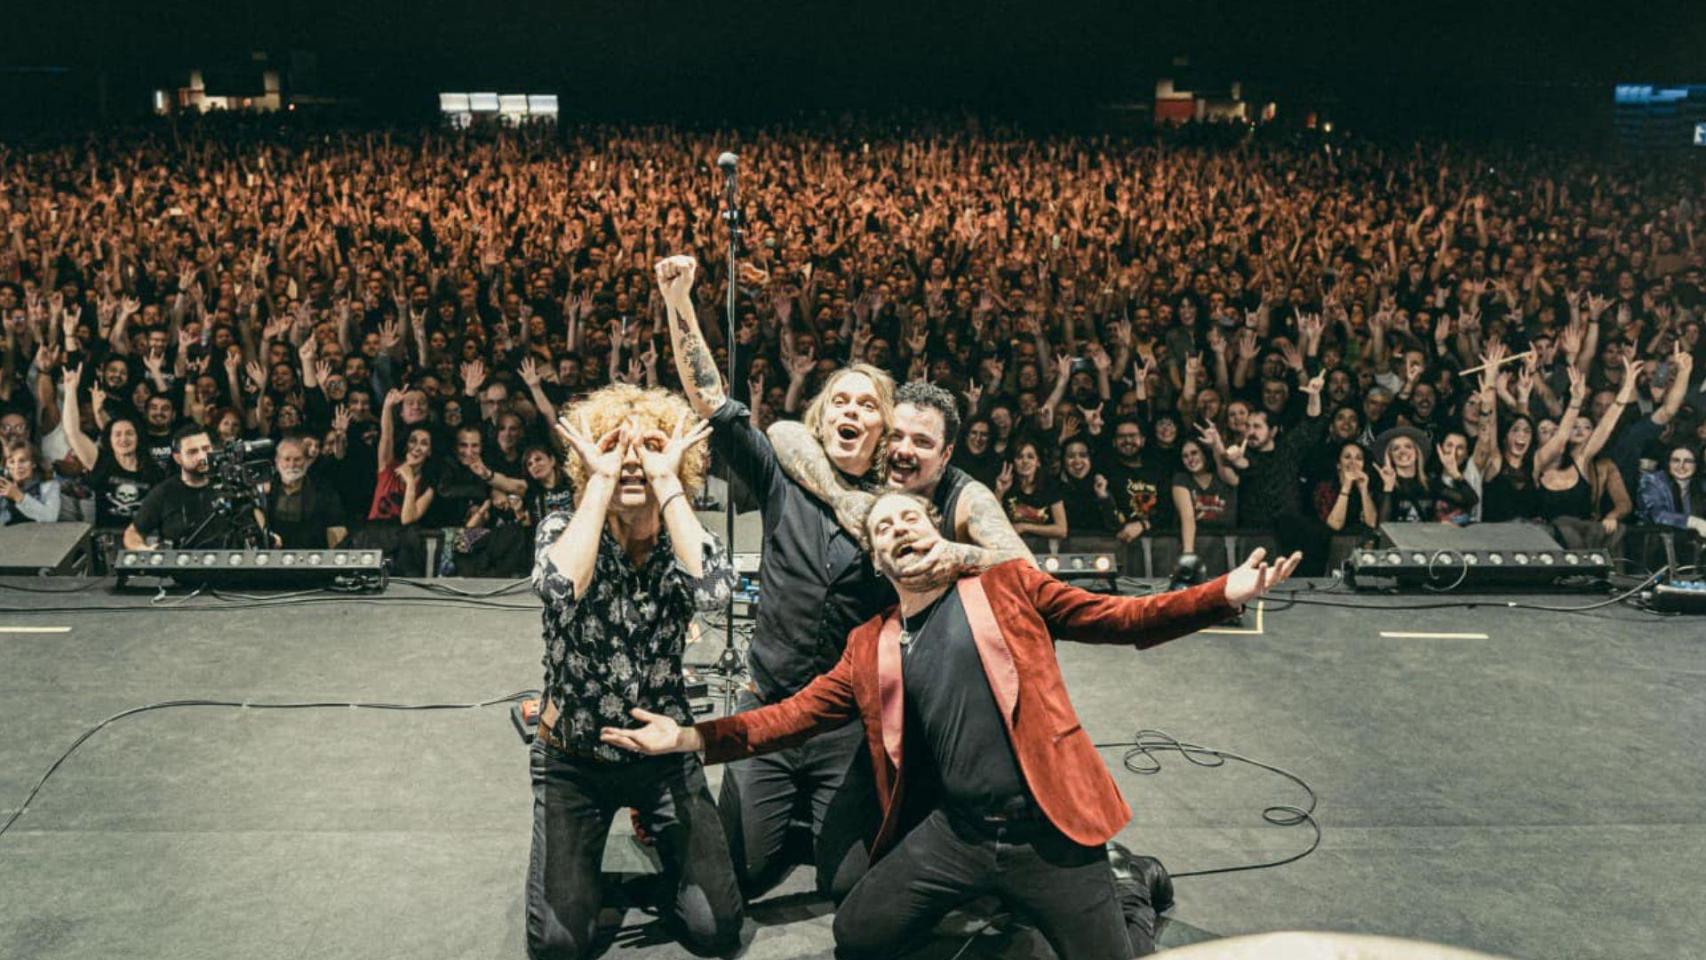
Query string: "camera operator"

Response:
xmin=123 ymin=425 xmax=265 ymax=549
xmin=266 ymin=437 xmax=348 ymax=549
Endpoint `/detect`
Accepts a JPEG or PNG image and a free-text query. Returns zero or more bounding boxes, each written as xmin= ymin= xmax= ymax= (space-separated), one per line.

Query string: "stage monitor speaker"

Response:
xmin=1344 ymin=522 xmax=1611 ymax=591
xmin=113 ymin=548 xmax=386 ymax=591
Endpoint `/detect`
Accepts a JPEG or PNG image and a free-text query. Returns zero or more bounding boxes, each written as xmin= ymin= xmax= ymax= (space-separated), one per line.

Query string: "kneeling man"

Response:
xmin=604 ymin=490 xmax=1299 ymax=958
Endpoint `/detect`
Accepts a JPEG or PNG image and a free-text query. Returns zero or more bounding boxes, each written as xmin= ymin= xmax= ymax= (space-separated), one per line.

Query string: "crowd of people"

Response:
xmin=2 ymin=115 xmax=1704 ymax=576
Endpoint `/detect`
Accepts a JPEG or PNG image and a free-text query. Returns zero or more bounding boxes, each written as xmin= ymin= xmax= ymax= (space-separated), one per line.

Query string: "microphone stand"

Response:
xmin=716 ymin=164 xmax=745 ymax=708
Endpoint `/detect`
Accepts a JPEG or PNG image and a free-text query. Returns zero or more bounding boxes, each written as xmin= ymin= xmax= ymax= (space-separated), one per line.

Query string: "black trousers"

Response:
xmin=525 ymin=743 xmax=743 ymax=959
xmin=832 ymin=807 xmax=1152 ymax=960
xmin=716 ymin=688 xmax=879 ymax=904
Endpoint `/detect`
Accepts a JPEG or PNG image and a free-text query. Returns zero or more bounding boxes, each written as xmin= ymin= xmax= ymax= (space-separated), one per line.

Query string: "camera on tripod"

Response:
xmin=187 ymin=438 xmax=275 ymax=548
xmin=208 ymin=437 xmax=275 ymax=499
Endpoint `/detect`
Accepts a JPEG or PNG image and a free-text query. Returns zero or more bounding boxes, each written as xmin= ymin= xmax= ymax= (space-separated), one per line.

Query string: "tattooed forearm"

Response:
xmin=664 ymin=298 xmax=725 ymax=415
xmin=956 ymin=482 xmax=1036 ymax=569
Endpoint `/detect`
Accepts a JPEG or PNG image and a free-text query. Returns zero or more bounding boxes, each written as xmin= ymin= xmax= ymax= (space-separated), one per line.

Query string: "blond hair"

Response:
xmin=560 ymin=384 xmax=709 ymax=499
xmin=801 ymin=363 xmax=896 ymax=482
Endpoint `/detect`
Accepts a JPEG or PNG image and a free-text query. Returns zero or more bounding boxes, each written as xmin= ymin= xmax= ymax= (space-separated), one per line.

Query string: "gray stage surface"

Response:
xmin=2 ymin=576 xmax=1704 ymax=960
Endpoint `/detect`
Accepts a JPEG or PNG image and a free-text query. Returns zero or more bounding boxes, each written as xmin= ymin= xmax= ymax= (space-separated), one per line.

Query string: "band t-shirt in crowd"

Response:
xmin=526 ymin=477 xmax=576 ymax=525
xmin=131 ymin=476 xmax=245 ymax=547
xmin=89 ymin=452 xmax=161 ymax=529
xmin=1172 ymin=471 xmax=1237 ymax=530
xmin=1003 ymin=481 xmax=1062 ymax=528
xmin=1103 ymin=458 xmax=1174 ymax=531
xmin=143 ymin=431 xmax=176 ymax=476
xmin=901 ymin=589 xmax=1029 ymax=815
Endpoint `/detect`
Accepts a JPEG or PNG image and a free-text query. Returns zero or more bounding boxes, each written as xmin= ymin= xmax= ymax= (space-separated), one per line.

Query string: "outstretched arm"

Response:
xmin=1017 ymin=546 xmax=1298 ymax=647
xmin=601 ymin=633 xmax=863 ymax=761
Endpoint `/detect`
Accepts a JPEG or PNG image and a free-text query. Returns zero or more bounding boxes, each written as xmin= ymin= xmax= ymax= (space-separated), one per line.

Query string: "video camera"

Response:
xmin=207 ymin=437 xmax=275 ymax=500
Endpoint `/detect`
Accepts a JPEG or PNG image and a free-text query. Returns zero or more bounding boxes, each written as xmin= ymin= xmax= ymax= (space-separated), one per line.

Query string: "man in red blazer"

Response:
xmin=604 ymin=490 xmax=1301 ymax=959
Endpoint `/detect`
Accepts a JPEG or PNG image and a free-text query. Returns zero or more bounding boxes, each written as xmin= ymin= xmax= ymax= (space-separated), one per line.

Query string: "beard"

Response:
xmin=277 ymin=465 xmax=308 ymax=485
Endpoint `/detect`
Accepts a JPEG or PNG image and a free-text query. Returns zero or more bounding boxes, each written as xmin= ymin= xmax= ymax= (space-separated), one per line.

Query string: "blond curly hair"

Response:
xmin=559 ymin=384 xmax=710 ymax=499
xmin=801 ymin=363 xmax=896 ymax=483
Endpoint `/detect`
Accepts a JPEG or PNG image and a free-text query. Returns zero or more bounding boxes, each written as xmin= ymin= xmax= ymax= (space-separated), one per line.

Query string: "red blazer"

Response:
xmin=697 ymin=559 xmax=1237 ymax=857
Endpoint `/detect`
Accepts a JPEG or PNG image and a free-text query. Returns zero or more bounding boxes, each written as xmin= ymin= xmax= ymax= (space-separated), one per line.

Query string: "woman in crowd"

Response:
xmin=1315 ymin=440 xmax=1379 ymax=539
xmin=951 ymin=415 xmax=1001 ymax=490
xmin=994 ymin=438 xmax=1067 ymax=547
xmin=1058 ymin=437 xmax=1118 ymax=541
xmin=1481 ymin=368 xmax=1585 ymax=523
xmin=0 ymin=441 xmax=61 ymax=526
xmin=1637 ymin=443 xmax=1706 ymax=538
xmin=1371 ymin=427 xmax=1479 ymax=523
xmin=60 ymin=366 xmax=161 ymax=532
xmin=1171 ymin=429 xmax=1240 ymax=576
xmin=352 ymin=388 xmax=439 ymax=575
xmin=1434 ymin=430 xmax=1483 ymax=525
xmin=1305 ymin=404 xmax=1366 ymax=492
xmin=522 ymin=441 xmax=576 ymax=524
xmin=1535 ymin=357 xmax=1638 ymax=550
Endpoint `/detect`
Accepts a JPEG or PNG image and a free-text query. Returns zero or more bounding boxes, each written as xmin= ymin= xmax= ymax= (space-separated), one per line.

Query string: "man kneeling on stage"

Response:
xmin=604 ymin=490 xmax=1300 ymax=958
xmin=526 ymin=384 xmax=742 ymax=959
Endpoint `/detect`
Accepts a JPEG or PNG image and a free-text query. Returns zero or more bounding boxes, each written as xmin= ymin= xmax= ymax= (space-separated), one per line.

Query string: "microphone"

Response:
xmin=716 ymin=151 xmax=739 ymax=176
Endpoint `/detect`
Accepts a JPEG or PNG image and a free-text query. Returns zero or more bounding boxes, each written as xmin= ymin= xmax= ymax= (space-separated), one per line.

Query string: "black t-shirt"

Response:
xmin=526 ymin=476 xmax=576 ymax=527
xmin=1101 ymin=457 xmax=1175 ymax=531
xmin=90 ymin=452 xmax=161 ymax=529
xmin=901 ymin=589 xmax=1029 ymax=815
xmin=435 ymin=462 xmax=490 ymax=527
xmin=143 ymin=430 xmax=176 ymax=476
xmin=131 ymin=475 xmax=249 ymax=547
xmin=267 ymin=480 xmax=346 ymax=548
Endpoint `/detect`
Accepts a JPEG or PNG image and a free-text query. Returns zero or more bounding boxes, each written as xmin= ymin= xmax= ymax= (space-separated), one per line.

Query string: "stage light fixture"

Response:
xmin=115 ymin=549 xmax=385 ymax=591
xmin=1040 ymin=553 xmax=1119 ymax=582
xmin=1513 ymin=552 xmax=1530 ymax=565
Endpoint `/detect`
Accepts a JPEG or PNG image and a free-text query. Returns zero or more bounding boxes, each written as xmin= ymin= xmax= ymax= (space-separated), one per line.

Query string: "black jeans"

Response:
xmin=525 ymin=742 xmax=743 ymax=959
xmin=715 ymin=688 xmax=878 ymax=904
xmin=832 ymin=807 xmax=1148 ymax=960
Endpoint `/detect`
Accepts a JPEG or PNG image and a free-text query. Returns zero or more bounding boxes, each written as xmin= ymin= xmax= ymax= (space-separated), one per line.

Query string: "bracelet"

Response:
xmin=659 ymin=490 xmax=686 ymax=513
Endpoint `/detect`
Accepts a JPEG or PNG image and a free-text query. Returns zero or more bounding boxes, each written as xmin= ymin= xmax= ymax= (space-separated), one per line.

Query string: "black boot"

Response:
xmin=1106 ymin=840 xmax=1174 ymax=914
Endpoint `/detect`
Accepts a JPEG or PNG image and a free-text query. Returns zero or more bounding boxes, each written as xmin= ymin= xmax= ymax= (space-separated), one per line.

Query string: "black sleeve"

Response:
xmin=131 ymin=481 xmax=170 ymax=537
xmin=708 ymin=399 xmax=781 ymax=504
xmin=1434 ymin=475 xmax=1479 ymax=509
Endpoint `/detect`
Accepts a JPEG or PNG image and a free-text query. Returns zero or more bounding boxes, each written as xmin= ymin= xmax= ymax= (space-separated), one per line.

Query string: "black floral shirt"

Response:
xmin=532 ymin=509 xmax=734 ymax=762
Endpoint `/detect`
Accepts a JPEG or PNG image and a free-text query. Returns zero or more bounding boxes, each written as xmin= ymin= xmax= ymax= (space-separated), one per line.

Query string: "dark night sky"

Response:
xmin=6 ymin=0 xmax=1705 ymax=133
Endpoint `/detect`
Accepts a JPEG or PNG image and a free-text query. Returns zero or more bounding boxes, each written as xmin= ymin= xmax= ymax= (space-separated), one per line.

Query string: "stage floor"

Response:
xmin=2 ymin=576 xmax=1703 ymax=960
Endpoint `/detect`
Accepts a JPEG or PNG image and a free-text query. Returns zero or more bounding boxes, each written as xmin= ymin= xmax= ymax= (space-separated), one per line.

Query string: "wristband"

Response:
xmin=660 ymin=490 xmax=686 ymax=513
